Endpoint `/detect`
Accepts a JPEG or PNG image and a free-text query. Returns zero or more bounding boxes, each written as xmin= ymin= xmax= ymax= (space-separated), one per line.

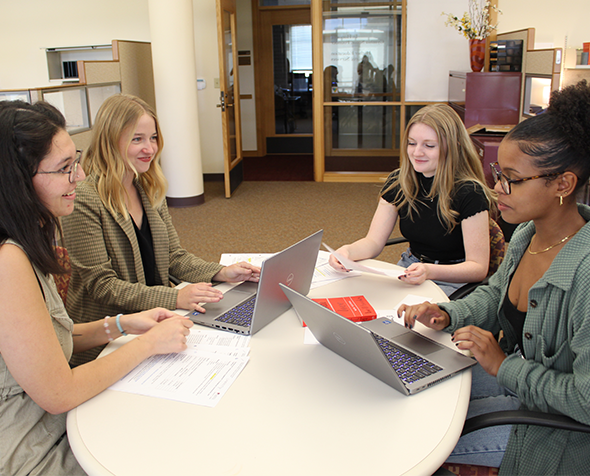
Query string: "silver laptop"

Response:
xmin=280 ymin=284 xmax=476 ymax=395
xmin=186 ymin=230 xmax=323 ymax=335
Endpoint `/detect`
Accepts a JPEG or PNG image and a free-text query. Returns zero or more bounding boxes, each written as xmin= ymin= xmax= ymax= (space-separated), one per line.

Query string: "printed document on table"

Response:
xmin=109 ymin=328 xmax=250 ymax=407
xmin=311 ymin=250 xmax=361 ymax=289
xmin=322 ymin=243 xmax=404 ymax=279
xmin=219 ymin=251 xmax=359 ymax=289
xmin=220 ymin=253 xmax=273 ymax=268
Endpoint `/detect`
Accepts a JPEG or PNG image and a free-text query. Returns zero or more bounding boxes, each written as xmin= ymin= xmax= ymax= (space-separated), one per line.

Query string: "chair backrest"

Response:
xmin=488 ymin=218 xmax=506 ymax=276
xmin=53 ymin=246 xmax=72 ymax=305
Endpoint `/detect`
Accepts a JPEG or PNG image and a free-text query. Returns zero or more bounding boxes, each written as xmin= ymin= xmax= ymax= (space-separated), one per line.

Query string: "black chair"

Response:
xmin=432 ymin=411 xmax=590 ymax=475
xmin=461 ymin=410 xmax=590 ymax=436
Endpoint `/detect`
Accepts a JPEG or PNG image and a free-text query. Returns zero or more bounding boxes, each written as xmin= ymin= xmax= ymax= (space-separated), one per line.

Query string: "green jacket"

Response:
xmin=440 ymin=204 xmax=590 ymax=475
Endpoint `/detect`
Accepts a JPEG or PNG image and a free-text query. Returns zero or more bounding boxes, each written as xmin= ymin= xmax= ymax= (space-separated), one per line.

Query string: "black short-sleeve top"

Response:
xmin=381 ymin=170 xmax=489 ymax=262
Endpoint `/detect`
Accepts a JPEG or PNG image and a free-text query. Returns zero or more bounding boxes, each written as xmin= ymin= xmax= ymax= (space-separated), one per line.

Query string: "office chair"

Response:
xmin=433 ymin=410 xmax=590 ymax=475
xmin=385 ymin=218 xmax=506 ymax=300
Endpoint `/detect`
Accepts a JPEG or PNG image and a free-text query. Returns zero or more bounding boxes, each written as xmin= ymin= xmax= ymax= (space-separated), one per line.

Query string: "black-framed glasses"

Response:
xmin=490 ymin=162 xmax=563 ymax=195
xmin=36 ymin=150 xmax=82 ymax=184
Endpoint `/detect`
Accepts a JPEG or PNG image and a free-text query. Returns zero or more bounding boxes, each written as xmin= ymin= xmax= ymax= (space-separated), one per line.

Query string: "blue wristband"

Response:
xmin=115 ymin=314 xmax=128 ymax=336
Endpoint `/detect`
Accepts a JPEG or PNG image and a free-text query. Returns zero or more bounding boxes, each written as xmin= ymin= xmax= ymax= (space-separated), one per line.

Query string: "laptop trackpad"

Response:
xmin=201 ymin=281 xmax=258 ymax=315
xmin=396 ymin=332 xmax=442 ymax=356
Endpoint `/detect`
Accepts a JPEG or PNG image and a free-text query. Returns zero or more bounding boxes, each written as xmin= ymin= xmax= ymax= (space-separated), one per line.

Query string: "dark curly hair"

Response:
xmin=0 ymin=100 xmax=68 ymax=275
xmin=505 ymin=80 xmax=590 ymax=191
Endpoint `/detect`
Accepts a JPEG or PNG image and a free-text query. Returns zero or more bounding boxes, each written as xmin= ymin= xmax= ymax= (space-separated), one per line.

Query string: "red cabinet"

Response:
xmin=449 ymin=71 xmax=522 ymax=128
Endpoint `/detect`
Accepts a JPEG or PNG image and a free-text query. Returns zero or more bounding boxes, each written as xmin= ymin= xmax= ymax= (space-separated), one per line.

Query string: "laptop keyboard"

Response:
xmin=213 ymin=296 xmax=257 ymax=327
xmin=372 ymin=334 xmax=442 ymax=384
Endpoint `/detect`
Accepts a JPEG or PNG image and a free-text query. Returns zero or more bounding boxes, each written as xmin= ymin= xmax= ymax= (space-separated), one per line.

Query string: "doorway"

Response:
xmin=256 ymin=7 xmax=313 ymax=157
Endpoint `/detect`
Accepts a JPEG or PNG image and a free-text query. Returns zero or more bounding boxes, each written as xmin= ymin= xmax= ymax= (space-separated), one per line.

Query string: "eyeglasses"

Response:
xmin=36 ymin=150 xmax=82 ymax=184
xmin=490 ymin=162 xmax=563 ymax=195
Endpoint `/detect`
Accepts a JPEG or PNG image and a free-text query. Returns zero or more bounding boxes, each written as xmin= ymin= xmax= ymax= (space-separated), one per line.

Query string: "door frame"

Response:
xmin=253 ymin=5 xmax=311 ymax=157
xmin=217 ymin=0 xmax=244 ymax=197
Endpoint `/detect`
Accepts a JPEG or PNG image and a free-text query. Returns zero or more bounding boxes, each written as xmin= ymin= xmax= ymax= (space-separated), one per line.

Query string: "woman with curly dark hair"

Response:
xmin=399 ymin=80 xmax=590 ymax=475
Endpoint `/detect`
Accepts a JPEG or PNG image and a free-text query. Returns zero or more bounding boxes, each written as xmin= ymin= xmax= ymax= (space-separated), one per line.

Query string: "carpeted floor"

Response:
xmin=242 ymin=155 xmax=314 ymax=181
xmin=168 ymin=180 xmax=406 ymax=264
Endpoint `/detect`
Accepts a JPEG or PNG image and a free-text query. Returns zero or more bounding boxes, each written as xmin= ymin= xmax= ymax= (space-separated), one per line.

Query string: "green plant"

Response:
xmin=442 ymin=0 xmax=501 ymax=40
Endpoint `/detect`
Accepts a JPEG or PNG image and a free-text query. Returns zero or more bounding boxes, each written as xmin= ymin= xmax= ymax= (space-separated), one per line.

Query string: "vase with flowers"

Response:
xmin=442 ymin=0 xmax=501 ymax=72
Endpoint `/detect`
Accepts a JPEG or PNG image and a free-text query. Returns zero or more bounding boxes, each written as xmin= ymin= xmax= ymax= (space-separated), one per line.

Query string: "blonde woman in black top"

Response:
xmin=330 ymin=103 xmax=495 ymax=296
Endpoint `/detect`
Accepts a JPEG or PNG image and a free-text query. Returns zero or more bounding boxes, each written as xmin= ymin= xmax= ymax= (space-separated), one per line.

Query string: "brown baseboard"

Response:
xmin=204 ymin=173 xmax=224 ymax=182
xmin=166 ymin=194 xmax=205 ymax=207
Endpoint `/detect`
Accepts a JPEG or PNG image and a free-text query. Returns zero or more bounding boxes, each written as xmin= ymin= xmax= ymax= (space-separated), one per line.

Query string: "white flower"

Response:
xmin=442 ymin=0 xmax=501 ymax=40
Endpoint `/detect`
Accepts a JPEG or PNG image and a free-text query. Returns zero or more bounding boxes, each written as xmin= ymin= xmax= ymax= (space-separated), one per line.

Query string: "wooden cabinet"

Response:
xmin=449 ymin=72 xmax=522 ymax=128
xmin=470 ymin=133 xmax=504 ymax=189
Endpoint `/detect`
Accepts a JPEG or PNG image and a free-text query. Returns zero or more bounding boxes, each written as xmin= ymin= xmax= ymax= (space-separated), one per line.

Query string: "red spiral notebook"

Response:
xmin=301 ymin=295 xmax=376 ymax=326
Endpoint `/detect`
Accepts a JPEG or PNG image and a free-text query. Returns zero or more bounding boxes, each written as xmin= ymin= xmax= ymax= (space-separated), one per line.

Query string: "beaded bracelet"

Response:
xmin=115 ymin=314 xmax=128 ymax=336
xmin=103 ymin=316 xmax=113 ymax=342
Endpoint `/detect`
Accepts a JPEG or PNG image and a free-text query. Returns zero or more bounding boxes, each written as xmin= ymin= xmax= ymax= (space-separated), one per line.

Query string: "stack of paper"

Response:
xmin=109 ymin=328 xmax=251 ymax=407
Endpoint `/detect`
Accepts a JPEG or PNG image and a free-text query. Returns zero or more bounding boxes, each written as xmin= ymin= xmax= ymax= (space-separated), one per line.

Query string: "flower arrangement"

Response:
xmin=442 ymin=0 xmax=501 ymax=40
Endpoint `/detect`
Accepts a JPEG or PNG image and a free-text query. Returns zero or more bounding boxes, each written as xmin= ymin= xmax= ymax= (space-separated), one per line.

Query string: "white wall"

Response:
xmin=0 ymin=0 xmax=151 ymax=89
xmin=0 ymin=0 xmax=226 ymax=174
xmin=1 ymin=0 xmax=584 ymax=172
xmin=406 ymin=0 xmax=471 ymax=102
xmin=498 ymin=0 xmax=588 ymax=51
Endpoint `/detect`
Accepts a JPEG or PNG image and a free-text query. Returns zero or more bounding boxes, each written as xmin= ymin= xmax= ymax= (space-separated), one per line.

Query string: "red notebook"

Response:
xmin=302 ymin=295 xmax=376 ymax=326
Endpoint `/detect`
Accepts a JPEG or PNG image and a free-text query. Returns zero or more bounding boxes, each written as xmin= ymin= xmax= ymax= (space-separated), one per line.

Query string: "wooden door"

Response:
xmin=216 ymin=0 xmax=243 ymax=197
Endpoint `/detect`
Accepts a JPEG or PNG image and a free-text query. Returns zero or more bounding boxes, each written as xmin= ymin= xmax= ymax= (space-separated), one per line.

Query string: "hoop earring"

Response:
xmin=560 ymin=195 xmax=563 ymax=206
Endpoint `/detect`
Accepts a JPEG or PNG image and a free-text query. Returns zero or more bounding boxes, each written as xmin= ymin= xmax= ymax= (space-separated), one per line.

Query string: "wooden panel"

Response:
xmin=497 ymin=28 xmax=534 ymax=118
xmin=526 ymin=49 xmax=558 ymax=75
xmin=114 ymin=40 xmax=156 ymax=110
xmin=82 ymin=61 xmax=121 ymax=85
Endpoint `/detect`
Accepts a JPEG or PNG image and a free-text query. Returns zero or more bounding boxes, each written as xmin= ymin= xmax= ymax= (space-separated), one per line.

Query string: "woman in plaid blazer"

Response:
xmin=62 ymin=95 xmax=259 ymax=365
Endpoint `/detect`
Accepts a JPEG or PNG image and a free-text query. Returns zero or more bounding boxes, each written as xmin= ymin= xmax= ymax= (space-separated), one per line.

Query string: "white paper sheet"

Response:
xmin=219 ymin=250 xmax=360 ymax=290
xmin=322 ymin=242 xmax=404 ymax=278
xmin=109 ymin=328 xmax=250 ymax=407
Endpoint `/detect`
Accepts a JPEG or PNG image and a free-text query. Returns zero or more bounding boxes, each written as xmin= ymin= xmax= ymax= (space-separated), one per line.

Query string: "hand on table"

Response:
xmin=451 ymin=326 xmax=506 ymax=376
xmin=177 ymin=283 xmax=224 ymax=312
xmin=398 ymin=302 xmax=450 ymax=331
xmin=120 ymin=307 xmax=186 ymax=335
xmin=213 ymin=262 xmax=261 ymax=283
xmin=398 ymin=262 xmax=429 ymax=286
xmin=140 ymin=314 xmax=194 ymax=355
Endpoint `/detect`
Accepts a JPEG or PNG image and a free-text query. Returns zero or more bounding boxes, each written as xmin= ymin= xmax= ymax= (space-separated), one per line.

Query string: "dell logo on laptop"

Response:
xmin=333 ymin=332 xmax=346 ymax=345
xmin=286 ymin=273 xmax=295 ymax=286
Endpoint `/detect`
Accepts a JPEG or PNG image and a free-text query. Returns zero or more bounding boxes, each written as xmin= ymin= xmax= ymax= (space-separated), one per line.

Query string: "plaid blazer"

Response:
xmin=62 ymin=174 xmax=223 ymax=365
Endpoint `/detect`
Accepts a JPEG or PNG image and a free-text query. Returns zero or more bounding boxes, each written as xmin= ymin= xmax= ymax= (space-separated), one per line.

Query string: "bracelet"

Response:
xmin=116 ymin=314 xmax=128 ymax=336
xmin=103 ymin=316 xmax=113 ymax=342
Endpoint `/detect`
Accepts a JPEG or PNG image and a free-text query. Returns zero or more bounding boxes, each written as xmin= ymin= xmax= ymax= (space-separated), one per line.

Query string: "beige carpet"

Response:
xmin=168 ymin=180 xmax=407 ymax=265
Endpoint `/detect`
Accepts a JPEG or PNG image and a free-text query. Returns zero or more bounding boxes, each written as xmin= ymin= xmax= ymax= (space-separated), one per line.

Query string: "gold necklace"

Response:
xmin=527 ymin=232 xmax=578 ymax=255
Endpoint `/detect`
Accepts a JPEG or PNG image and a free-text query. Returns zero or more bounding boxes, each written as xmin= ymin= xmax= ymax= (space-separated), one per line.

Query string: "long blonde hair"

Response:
xmin=383 ymin=103 xmax=496 ymax=232
xmin=83 ymin=94 xmax=167 ymax=218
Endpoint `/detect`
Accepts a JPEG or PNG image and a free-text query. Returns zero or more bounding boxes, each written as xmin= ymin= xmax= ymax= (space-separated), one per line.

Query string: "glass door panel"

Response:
xmin=273 ymin=24 xmax=313 ymax=134
xmin=320 ymin=1 xmax=403 ymax=173
xmin=323 ymin=4 xmax=401 ymax=104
